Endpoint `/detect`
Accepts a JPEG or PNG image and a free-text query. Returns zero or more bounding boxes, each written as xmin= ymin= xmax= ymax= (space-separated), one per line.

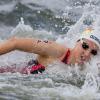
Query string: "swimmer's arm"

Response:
xmin=0 ymin=37 xmax=67 ymax=57
xmin=0 ymin=38 xmax=16 ymax=55
xmin=15 ymin=37 xmax=67 ymax=57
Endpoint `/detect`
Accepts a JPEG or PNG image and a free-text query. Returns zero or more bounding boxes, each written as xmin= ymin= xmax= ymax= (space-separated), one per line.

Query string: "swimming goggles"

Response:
xmin=81 ymin=41 xmax=97 ymax=56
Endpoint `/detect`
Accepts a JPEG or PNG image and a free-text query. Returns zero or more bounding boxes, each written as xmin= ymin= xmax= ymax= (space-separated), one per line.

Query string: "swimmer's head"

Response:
xmin=80 ymin=28 xmax=100 ymax=49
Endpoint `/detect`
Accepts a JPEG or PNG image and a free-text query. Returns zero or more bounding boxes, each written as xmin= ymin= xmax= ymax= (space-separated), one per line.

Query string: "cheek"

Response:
xmin=75 ymin=51 xmax=81 ymax=59
xmin=74 ymin=46 xmax=83 ymax=58
xmin=85 ymin=53 xmax=91 ymax=61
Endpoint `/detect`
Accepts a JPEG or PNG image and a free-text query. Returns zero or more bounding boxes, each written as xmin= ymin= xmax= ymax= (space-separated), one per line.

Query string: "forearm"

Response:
xmin=0 ymin=37 xmax=34 ymax=55
xmin=0 ymin=39 xmax=16 ymax=55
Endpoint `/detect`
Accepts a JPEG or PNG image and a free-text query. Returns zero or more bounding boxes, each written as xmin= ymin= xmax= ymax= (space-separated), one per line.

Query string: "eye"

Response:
xmin=82 ymin=42 xmax=89 ymax=50
xmin=91 ymin=50 xmax=97 ymax=55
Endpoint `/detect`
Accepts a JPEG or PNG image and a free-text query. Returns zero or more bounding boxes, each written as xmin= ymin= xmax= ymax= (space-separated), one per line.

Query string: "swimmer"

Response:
xmin=0 ymin=28 xmax=99 ymax=74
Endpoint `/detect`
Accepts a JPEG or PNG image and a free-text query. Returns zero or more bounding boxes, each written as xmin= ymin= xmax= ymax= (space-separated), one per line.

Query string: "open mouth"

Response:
xmin=78 ymin=56 xmax=86 ymax=65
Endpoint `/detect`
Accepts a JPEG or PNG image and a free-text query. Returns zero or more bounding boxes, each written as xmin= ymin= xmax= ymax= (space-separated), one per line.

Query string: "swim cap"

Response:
xmin=80 ymin=28 xmax=100 ymax=49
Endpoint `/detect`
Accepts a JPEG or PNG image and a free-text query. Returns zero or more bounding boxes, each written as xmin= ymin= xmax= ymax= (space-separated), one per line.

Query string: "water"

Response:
xmin=0 ymin=0 xmax=100 ymax=100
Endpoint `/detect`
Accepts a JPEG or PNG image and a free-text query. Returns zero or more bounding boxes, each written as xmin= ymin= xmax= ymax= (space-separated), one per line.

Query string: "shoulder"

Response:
xmin=54 ymin=42 xmax=69 ymax=58
xmin=59 ymin=47 xmax=70 ymax=59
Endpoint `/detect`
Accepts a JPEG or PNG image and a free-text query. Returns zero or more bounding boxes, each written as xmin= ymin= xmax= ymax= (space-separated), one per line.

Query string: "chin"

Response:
xmin=79 ymin=62 xmax=84 ymax=66
xmin=77 ymin=61 xmax=85 ymax=66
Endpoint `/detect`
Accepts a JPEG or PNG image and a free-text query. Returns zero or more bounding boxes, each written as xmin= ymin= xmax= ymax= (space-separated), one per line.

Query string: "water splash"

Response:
xmin=0 ymin=0 xmax=100 ymax=99
xmin=11 ymin=17 xmax=33 ymax=37
xmin=82 ymin=73 xmax=98 ymax=92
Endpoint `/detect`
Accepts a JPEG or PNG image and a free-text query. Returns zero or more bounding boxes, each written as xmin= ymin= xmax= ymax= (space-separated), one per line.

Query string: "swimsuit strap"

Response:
xmin=61 ymin=49 xmax=70 ymax=64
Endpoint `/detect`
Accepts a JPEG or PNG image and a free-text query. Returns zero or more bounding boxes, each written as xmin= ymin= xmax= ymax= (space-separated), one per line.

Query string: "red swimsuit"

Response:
xmin=61 ymin=49 xmax=70 ymax=64
xmin=0 ymin=50 xmax=70 ymax=74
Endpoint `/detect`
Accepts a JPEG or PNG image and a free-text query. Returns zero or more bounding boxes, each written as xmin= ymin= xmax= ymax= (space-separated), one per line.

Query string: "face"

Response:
xmin=72 ymin=39 xmax=99 ymax=65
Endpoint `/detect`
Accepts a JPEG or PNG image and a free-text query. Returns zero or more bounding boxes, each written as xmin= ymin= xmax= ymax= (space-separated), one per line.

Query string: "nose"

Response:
xmin=84 ymin=50 xmax=91 ymax=60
